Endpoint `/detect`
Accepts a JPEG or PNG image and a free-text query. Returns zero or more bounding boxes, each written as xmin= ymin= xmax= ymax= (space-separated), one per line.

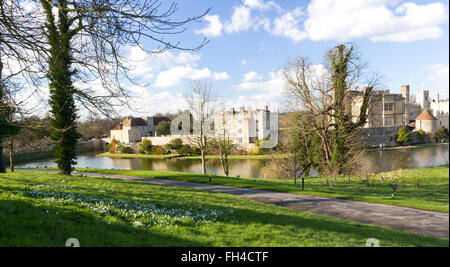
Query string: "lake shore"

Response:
xmin=367 ymin=142 xmax=449 ymax=152
xmin=96 ymin=152 xmax=287 ymax=160
xmin=96 ymin=142 xmax=449 ymax=160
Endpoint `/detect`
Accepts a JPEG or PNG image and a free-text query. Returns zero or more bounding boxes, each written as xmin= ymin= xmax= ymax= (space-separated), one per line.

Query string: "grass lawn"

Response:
xmin=0 ymin=171 xmax=447 ymax=246
xmin=67 ymin=166 xmax=450 ymax=213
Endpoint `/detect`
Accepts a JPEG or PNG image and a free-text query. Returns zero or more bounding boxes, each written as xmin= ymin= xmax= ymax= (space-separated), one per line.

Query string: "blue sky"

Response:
xmin=118 ymin=0 xmax=449 ymax=116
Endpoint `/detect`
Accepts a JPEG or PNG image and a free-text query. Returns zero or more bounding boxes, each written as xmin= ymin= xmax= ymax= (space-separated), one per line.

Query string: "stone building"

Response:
xmin=142 ymin=106 xmax=276 ymax=149
xmin=109 ymin=116 xmax=170 ymax=143
xmin=430 ymin=93 xmax=449 ymax=129
xmin=415 ymin=109 xmax=438 ymax=133
xmin=348 ymin=89 xmax=407 ymax=128
xmin=347 ymin=85 xmax=449 ymax=146
xmin=215 ymin=106 xmax=272 ymax=146
xmin=349 ymin=85 xmax=448 ymax=131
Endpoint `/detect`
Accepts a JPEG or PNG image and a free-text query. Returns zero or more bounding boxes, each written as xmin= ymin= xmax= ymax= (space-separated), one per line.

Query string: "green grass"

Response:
xmin=0 ymin=171 xmax=447 ymax=246
xmin=97 ymin=152 xmax=179 ymax=159
xmin=66 ymin=166 xmax=450 ymax=213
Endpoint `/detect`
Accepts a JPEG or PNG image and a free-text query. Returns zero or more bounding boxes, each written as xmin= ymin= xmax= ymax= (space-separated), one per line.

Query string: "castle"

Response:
xmin=109 ymin=116 xmax=170 ymax=144
xmin=109 ymin=106 xmax=276 ymax=148
xmin=348 ymin=85 xmax=449 ymax=146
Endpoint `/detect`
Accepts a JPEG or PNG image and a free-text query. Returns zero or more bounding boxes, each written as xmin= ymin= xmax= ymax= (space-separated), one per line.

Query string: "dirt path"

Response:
xmin=20 ymin=169 xmax=449 ymax=239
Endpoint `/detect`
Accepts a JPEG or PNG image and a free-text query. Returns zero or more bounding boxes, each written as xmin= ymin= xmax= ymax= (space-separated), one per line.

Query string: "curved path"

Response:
xmin=20 ymin=169 xmax=449 ymax=239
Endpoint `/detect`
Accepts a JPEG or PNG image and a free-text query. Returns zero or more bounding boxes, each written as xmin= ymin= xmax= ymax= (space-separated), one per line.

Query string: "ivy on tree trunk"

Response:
xmin=42 ymin=0 xmax=80 ymax=175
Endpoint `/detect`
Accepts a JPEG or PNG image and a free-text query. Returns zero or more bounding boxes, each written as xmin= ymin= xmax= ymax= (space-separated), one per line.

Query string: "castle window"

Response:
xmin=384 ymin=103 xmax=394 ymax=112
xmin=384 ymin=118 xmax=394 ymax=127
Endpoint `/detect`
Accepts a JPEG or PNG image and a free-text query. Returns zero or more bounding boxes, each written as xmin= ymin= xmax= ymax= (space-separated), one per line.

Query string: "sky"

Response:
xmin=21 ymin=0 xmax=450 ymax=118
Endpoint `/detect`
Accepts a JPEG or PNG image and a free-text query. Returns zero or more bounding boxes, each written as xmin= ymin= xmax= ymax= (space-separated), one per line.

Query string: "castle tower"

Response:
xmin=401 ymin=85 xmax=410 ymax=103
xmin=401 ymin=85 xmax=410 ymax=124
xmin=416 ymin=90 xmax=430 ymax=109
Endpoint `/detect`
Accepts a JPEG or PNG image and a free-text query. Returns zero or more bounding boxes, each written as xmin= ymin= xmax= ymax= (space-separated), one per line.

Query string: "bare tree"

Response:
xmin=210 ymin=111 xmax=233 ymax=176
xmin=0 ymin=0 xmax=210 ymax=174
xmin=284 ymin=44 xmax=379 ymax=175
xmin=185 ymin=80 xmax=217 ymax=176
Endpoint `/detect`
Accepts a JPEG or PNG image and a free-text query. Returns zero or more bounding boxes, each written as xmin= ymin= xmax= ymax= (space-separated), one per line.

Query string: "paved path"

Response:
xmin=20 ymin=169 xmax=449 ymax=239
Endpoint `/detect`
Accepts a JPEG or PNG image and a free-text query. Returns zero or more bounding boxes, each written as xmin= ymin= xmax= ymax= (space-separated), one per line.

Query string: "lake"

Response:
xmin=16 ymin=143 xmax=449 ymax=178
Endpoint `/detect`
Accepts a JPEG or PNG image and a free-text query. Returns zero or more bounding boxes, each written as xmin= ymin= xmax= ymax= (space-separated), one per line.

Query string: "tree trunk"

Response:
xmin=9 ymin=136 xmax=14 ymax=172
xmin=201 ymin=150 xmax=206 ymax=175
xmin=0 ymin=142 xmax=5 ymax=173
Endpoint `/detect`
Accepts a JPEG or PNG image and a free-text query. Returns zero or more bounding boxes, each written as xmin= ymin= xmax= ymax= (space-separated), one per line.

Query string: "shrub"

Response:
xmin=116 ymin=143 xmax=124 ymax=154
xmin=178 ymin=144 xmax=192 ymax=155
xmin=418 ymin=129 xmax=427 ymax=143
xmin=152 ymin=145 xmax=166 ymax=155
xmin=140 ymin=139 xmax=153 ymax=153
xmin=435 ymin=126 xmax=449 ymax=141
xmin=255 ymin=137 xmax=271 ymax=154
xmin=248 ymin=147 xmax=260 ymax=155
xmin=396 ymin=126 xmax=411 ymax=145
xmin=121 ymin=146 xmax=134 ymax=154
xmin=108 ymin=139 xmax=118 ymax=153
xmin=191 ymin=146 xmax=201 ymax=155
xmin=166 ymin=138 xmax=183 ymax=151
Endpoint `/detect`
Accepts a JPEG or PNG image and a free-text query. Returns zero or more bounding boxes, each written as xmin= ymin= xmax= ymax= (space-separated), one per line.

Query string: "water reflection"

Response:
xmin=16 ymin=144 xmax=449 ymax=178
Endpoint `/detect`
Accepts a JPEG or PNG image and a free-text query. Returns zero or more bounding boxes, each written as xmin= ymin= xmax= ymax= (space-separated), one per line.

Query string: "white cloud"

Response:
xmin=225 ymin=6 xmax=252 ymax=33
xmin=213 ymin=72 xmax=231 ymax=80
xmin=272 ymin=8 xmax=306 ymax=42
xmin=224 ymin=0 xmax=281 ymax=34
xmin=126 ymin=46 xmax=200 ymax=77
xmin=237 ymin=70 xmax=285 ymax=92
xmin=119 ymin=85 xmax=188 ymax=115
xmin=243 ymin=71 xmax=263 ymax=81
xmin=154 ymin=66 xmax=230 ymax=88
xmin=242 ymin=60 xmax=247 ymax=66
xmin=212 ymin=0 xmax=448 ymax=43
xmin=195 ymin=15 xmax=223 ymax=37
xmin=428 ymin=64 xmax=449 ymax=98
xmin=302 ymin=0 xmax=448 ymax=42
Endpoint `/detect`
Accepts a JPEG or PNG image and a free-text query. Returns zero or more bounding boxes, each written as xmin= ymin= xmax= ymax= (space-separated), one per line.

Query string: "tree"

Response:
xmin=32 ymin=0 xmax=209 ymax=174
xmin=435 ymin=126 xmax=449 ymax=141
xmin=0 ymin=1 xmax=42 ymax=173
xmin=166 ymin=138 xmax=183 ymax=151
xmin=209 ymin=113 xmax=233 ymax=177
xmin=417 ymin=129 xmax=427 ymax=143
xmin=185 ymin=80 xmax=217 ymax=175
xmin=156 ymin=121 xmax=171 ymax=136
xmin=283 ymin=44 xmax=377 ymax=175
xmin=140 ymin=139 xmax=153 ymax=153
xmin=396 ymin=126 xmax=411 ymax=145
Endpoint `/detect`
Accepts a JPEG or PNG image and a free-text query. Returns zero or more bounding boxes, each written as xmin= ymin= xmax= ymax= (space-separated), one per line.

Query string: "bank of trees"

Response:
xmin=0 ymin=0 xmax=209 ymax=174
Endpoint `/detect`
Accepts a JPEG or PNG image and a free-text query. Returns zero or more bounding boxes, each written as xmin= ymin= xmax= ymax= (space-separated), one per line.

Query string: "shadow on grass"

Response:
xmin=0 ymin=199 xmax=205 ymax=247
